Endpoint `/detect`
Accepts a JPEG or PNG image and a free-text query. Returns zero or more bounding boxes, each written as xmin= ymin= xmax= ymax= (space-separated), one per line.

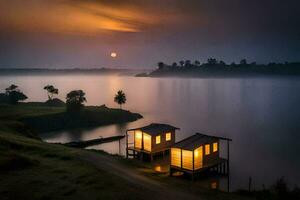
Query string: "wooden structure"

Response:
xmin=126 ymin=123 xmax=179 ymax=161
xmin=170 ymin=133 xmax=232 ymax=178
xmin=64 ymin=135 xmax=124 ymax=148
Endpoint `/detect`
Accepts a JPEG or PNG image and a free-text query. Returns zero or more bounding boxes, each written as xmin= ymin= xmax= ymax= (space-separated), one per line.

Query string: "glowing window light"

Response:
xmin=166 ymin=132 xmax=171 ymax=141
xmin=211 ymin=181 xmax=217 ymax=189
xmin=154 ymin=165 xmax=162 ymax=172
xmin=205 ymin=144 xmax=210 ymax=155
xmin=135 ymin=131 xmax=142 ymax=139
xmin=213 ymin=142 xmax=218 ymax=152
xmin=156 ymin=135 xmax=161 ymax=144
xmin=194 ymin=149 xmax=199 ymax=158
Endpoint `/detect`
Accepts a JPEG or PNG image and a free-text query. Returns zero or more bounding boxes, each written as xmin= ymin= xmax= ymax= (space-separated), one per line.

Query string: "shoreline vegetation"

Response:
xmin=0 ymin=86 xmax=299 ymax=200
xmin=0 ymin=97 xmax=299 ymax=199
xmin=137 ymin=59 xmax=300 ymax=78
xmin=1 ymin=103 xmax=142 ymax=133
xmin=0 ymin=84 xmax=141 ymax=133
xmin=1 ymin=102 xmax=299 ymax=199
xmin=0 ymin=67 xmax=149 ymax=76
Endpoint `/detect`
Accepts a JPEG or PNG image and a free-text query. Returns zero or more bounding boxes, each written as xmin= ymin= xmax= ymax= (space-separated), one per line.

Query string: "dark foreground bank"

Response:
xmin=1 ymin=103 xmax=297 ymax=199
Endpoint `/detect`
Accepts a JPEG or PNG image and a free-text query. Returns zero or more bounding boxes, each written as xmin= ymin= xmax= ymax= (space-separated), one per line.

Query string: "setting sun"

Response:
xmin=111 ymin=52 xmax=117 ymax=58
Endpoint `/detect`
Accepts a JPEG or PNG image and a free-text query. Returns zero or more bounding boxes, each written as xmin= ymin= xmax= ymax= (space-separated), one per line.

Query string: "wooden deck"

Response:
xmin=127 ymin=146 xmax=170 ymax=161
xmin=170 ymin=158 xmax=229 ymax=175
xmin=127 ymin=146 xmax=170 ymax=154
xmin=64 ymin=135 xmax=125 ymax=148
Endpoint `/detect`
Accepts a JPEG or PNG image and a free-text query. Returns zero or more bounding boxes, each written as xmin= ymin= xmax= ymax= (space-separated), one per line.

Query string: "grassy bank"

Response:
xmin=0 ymin=123 xmax=149 ymax=200
xmin=0 ymin=103 xmax=142 ymax=133
xmin=0 ymin=103 xmax=252 ymax=200
xmin=0 ymin=103 xmax=146 ymax=199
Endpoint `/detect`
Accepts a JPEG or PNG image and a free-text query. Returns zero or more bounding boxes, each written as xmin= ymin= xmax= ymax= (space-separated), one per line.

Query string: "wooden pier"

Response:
xmin=64 ymin=135 xmax=125 ymax=148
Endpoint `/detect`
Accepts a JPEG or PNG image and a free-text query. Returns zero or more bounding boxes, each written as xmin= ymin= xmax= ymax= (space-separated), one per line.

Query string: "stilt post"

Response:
xmin=227 ymin=140 xmax=230 ymax=192
xmin=126 ymin=130 xmax=128 ymax=158
xmin=119 ymin=138 xmax=121 ymax=155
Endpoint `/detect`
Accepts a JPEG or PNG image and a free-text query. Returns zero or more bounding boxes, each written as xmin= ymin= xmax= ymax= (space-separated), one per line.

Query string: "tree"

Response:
xmin=157 ymin=62 xmax=165 ymax=70
xmin=171 ymin=62 xmax=178 ymax=68
xmin=194 ymin=60 xmax=201 ymax=66
xmin=44 ymin=85 xmax=58 ymax=100
xmin=184 ymin=60 xmax=192 ymax=68
xmin=114 ymin=90 xmax=126 ymax=109
xmin=179 ymin=60 xmax=185 ymax=67
xmin=5 ymin=84 xmax=27 ymax=104
xmin=207 ymin=58 xmax=218 ymax=65
xmin=240 ymin=59 xmax=247 ymax=65
xmin=219 ymin=60 xmax=226 ymax=66
xmin=66 ymin=90 xmax=86 ymax=112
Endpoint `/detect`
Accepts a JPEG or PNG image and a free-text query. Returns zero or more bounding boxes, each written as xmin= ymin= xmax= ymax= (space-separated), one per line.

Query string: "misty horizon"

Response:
xmin=1 ymin=0 xmax=299 ymax=68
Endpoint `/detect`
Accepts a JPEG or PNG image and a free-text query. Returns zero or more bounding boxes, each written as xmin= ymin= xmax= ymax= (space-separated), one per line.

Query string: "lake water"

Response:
xmin=1 ymin=74 xmax=300 ymax=191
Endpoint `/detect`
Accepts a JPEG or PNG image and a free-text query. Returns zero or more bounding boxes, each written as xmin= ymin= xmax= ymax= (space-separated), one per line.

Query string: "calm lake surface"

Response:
xmin=1 ymin=74 xmax=300 ymax=191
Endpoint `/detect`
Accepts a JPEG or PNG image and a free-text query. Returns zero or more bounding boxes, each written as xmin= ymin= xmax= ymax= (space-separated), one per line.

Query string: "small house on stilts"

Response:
xmin=170 ymin=133 xmax=232 ymax=179
xmin=126 ymin=123 xmax=179 ymax=161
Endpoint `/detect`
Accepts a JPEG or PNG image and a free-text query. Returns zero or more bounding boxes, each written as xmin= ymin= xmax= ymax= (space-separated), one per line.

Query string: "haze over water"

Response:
xmin=1 ymin=74 xmax=300 ymax=191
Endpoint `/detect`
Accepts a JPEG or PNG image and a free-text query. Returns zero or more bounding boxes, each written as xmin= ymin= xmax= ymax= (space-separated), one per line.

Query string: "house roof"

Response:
xmin=173 ymin=133 xmax=232 ymax=150
xmin=127 ymin=123 xmax=179 ymax=136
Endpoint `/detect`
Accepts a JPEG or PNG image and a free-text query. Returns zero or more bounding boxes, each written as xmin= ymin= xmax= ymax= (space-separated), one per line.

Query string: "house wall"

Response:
xmin=203 ymin=139 xmax=220 ymax=166
xmin=151 ymin=130 xmax=176 ymax=152
xmin=171 ymin=148 xmax=181 ymax=167
xmin=171 ymin=139 xmax=220 ymax=171
xmin=182 ymin=150 xmax=193 ymax=170
xmin=143 ymin=133 xmax=151 ymax=151
xmin=134 ymin=130 xmax=142 ymax=149
xmin=193 ymin=146 xmax=203 ymax=170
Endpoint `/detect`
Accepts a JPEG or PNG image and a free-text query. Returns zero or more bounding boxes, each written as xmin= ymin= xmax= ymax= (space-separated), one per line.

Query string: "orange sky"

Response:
xmin=0 ymin=0 xmax=164 ymax=35
xmin=0 ymin=0 xmax=299 ymax=68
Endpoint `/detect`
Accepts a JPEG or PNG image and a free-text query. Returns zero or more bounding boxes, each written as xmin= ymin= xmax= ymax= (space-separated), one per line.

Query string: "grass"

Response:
xmin=0 ymin=129 xmax=148 ymax=200
xmin=0 ymin=103 xmax=142 ymax=133
xmin=0 ymin=103 xmax=252 ymax=200
xmin=0 ymin=102 xmax=146 ymax=199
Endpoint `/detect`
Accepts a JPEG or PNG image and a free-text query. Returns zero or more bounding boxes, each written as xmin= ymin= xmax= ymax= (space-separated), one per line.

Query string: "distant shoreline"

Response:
xmin=142 ymin=62 xmax=300 ymax=78
xmin=0 ymin=68 xmax=151 ymax=76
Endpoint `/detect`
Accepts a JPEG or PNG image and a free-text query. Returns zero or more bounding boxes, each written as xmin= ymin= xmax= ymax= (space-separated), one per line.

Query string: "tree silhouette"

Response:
xmin=158 ymin=62 xmax=165 ymax=70
xmin=219 ymin=60 xmax=226 ymax=66
xmin=207 ymin=58 xmax=218 ymax=65
xmin=172 ymin=62 xmax=178 ymax=68
xmin=185 ymin=60 xmax=192 ymax=68
xmin=5 ymin=84 xmax=27 ymax=104
xmin=179 ymin=60 xmax=185 ymax=67
xmin=194 ymin=60 xmax=200 ymax=66
xmin=114 ymin=90 xmax=126 ymax=109
xmin=240 ymin=59 xmax=247 ymax=65
xmin=66 ymin=90 xmax=86 ymax=112
xmin=44 ymin=85 xmax=58 ymax=100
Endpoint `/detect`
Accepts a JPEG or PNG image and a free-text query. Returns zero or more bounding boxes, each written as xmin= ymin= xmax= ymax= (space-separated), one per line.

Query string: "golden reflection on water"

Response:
xmin=154 ymin=165 xmax=162 ymax=172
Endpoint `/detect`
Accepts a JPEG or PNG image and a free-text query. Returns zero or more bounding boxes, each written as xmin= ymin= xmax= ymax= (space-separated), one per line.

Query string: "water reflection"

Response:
xmin=1 ymin=75 xmax=300 ymax=191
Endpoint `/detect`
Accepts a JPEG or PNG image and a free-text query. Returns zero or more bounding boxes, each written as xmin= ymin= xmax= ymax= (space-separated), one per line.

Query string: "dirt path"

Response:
xmin=79 ymin=151 xmax=204 ymax=200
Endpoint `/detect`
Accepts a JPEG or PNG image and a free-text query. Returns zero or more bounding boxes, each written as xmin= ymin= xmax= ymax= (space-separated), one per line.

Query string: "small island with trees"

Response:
xmin=141 ymin=58 xmax=300 ymax=77
xmin=0 ymin=84 xmax=142 ymax=133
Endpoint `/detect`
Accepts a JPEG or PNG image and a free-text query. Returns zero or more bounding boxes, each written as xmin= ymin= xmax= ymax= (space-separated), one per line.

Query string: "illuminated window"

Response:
xmin=205 ymin=144 xmax=210 ymax=155
xmin=134 ymin=130 xmax=142 ymax=149
xmin=156 ymin=135 xmax=161 ymax=144
xmin=135 ymin=131 xmax=142 ymax=139
xmin=211 ymin=181 xmax=217 ymax=189
xmin=213 ymin=142 xmax=218 ymax=152
xmin=166 ymin=132 xmax=171 ymax=141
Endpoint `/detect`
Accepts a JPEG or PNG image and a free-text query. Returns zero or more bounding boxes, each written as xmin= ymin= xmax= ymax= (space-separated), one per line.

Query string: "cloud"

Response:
xmin=0 ymin=0 xmax=163 ymax=35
